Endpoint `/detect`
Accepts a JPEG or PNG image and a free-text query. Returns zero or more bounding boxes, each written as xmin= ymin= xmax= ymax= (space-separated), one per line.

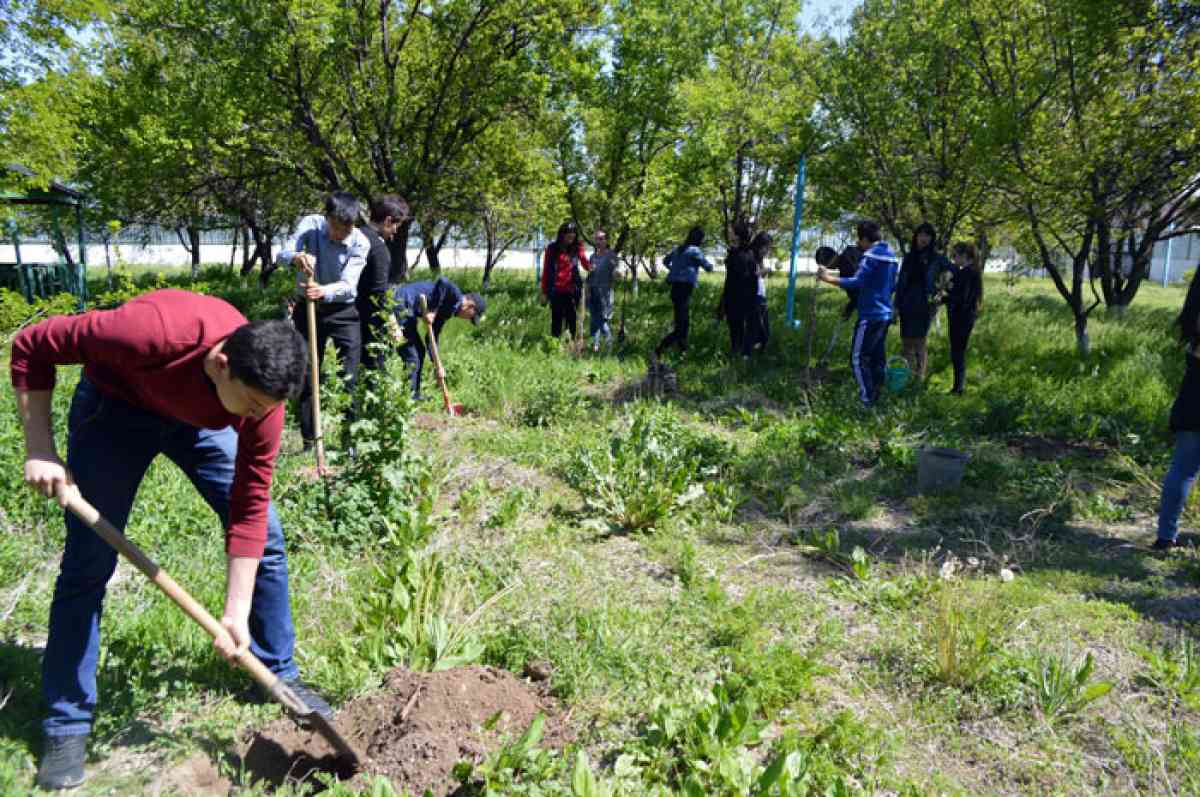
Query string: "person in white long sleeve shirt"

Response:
xmin=275 ymin=191 xmax=371 ymax=447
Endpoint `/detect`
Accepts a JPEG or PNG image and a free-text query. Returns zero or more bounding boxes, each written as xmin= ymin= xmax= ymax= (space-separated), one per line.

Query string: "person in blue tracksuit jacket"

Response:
xmin=817 ymin=220 xmax=899 ymax=407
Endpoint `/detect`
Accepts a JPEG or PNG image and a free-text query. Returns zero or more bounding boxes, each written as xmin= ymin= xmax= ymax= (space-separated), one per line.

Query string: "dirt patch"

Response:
xmin=606 ymin=360 xmax=678 ymax=404
xmin=173 ymin=666 xmax=569 ymax=796
xmin=441 ymin=456 xmax=554 ymax=511
xmin=1008 ymin=434 xmax=1107 ymax=461
xmin=150 ymin=754 xmax=232 ymax=796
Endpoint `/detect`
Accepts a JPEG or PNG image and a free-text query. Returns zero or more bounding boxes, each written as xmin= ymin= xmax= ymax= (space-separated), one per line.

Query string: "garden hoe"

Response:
xmin=419 ymin=295 xmax=463 ymax=417
xmin=60 ymin=487 xmax=364 ymax=771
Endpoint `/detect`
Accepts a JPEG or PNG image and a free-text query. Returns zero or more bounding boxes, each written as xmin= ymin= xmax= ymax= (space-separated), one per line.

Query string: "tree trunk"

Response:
xmin=387 ymin=218 xmax=413 ymax=283
xmin=189 ymin=226 xmax=201 ymax=278
xmin=482 ymin=226 xmax=497 ymax=292
xmin=1075 ymin=314 xmax=1090 ymax=357
xmin=229 ymin=225 xmax=239 ymax=271
xmin=424 ymin=225 xmax=450 ymax=273
xmin=1026 ymin=204 xmax=1098 ymax=357
xmin=103 ymin=237 xmax=113 ymax=291
xmin=241 ymin=225 xmax=251 ymax=272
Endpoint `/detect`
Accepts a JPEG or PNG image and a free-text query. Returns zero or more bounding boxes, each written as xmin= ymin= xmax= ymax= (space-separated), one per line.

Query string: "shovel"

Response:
xmin=617 ymin=273 xmax=628 ymax=345
xmin=61 ymin=488 xmax=363 ymax=770
xmin=419 ymin=296 xmax=463 ymax=417
xmin=298 ymin=245 xmax=326 ymax=474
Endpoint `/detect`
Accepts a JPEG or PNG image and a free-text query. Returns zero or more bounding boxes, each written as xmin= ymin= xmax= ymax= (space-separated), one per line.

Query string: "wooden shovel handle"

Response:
xmin=62 ymin=488 xmax=280 ymax=691
xmin=306 ymin=278 xmax=326 ymax=472
xmin=424 ymin=321 xmax=454 ymax=414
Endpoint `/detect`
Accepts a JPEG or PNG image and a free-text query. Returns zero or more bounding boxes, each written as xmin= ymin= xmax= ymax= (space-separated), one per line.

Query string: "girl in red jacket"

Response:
xmin=541 ymin=221 xmax=591 ymax=338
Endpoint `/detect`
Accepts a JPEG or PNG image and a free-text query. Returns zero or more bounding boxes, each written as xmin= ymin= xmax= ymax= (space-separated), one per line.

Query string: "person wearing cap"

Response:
xmin=275 ymin=192 xmax=370 ymax=448
xmin=389 ymin=277 xmax=485 ymax=400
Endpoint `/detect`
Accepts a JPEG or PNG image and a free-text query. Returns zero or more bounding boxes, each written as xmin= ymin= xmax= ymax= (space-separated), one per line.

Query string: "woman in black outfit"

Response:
xmin=717 ymin=219 xmax=757 ymax=357
xmin=944 ymin=241 xmax=983 ymax=395
xmin=749 ymin=231 xmax=773 ymax=351
xmin=895 ymin=221 xmax=948 ymax=381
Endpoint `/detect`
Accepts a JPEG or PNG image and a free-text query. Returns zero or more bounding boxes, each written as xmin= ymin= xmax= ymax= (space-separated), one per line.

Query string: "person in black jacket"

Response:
xmin=717 ymin=219 xmax=757 ymax=357
xmin=748 ymin=231 xmax=773 ymax=351
xmin=814 ymin=243 xmax=863 ymax=363
xmin=1156 ymin=268 xmax=1200 ymax=550
xmin=895 ymin=222 xmax=948 ymax=382
xmin=358 ymin=195 xmax=410 ymax=372
xmin=943 ymin=241 xmax=983 ymax=395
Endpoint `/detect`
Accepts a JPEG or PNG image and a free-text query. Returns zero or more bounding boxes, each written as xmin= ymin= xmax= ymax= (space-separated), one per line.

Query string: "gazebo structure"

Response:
xmin=1 ymin=164 xmax=88 ymax=311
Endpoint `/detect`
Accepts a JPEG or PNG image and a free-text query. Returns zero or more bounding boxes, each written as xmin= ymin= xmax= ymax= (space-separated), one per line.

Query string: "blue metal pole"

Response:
xmin=785 ymin=157 xmax=807 ymax=329
xmin=1163 ymin=228 xmax=1175 ymax=288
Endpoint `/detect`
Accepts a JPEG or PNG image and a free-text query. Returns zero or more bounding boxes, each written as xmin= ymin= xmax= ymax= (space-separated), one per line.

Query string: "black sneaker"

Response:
xmin=1152 ymin=538 xmax=1182 ymax=552
xmin=37 ymin=733 xmax=87 ymax=791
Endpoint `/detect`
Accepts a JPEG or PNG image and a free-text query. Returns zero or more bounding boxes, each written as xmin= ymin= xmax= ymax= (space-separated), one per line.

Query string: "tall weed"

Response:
xmin=567 ymin=404 xmax=717 ymax=532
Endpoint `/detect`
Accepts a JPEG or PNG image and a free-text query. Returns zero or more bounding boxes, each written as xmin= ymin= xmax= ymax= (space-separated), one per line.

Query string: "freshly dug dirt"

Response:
xmin=160 ymin=665 xmax=567 ymax=795
xmin=228 ymin=665 xmax=568 ymax=795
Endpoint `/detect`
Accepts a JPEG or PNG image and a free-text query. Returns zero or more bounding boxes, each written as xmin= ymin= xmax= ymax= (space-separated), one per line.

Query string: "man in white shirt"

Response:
xmin=275 ymin=191 xmax=370 ymax=447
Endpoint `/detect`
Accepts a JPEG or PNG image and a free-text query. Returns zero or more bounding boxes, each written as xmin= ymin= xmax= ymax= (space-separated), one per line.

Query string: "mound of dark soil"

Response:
xmin=164 ymin=665 xmax=568 ymax=796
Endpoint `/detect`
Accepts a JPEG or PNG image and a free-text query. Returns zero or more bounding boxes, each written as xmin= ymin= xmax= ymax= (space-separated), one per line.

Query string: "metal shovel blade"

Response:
xmin=268 ymin=679 xmax=364 ymax=771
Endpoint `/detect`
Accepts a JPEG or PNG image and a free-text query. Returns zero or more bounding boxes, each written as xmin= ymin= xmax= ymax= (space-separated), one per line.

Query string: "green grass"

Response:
xmin=1 ymin=265 xmax=1198 ymax=794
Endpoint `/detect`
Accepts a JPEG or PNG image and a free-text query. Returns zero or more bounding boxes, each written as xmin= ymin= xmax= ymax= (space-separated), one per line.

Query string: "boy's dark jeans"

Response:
xmin=43 ymin=378 xmax=298 ymax=737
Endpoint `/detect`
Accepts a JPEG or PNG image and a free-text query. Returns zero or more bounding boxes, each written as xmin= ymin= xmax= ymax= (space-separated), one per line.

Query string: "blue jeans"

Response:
xmin=43 ymin=378 xmax=298 ymax=737
xmin=587 ymin=286 xmax=613 ymax=341
xmin=1158 ymin=431 xmax=1200 ymax=542
xmin=851 ymin=318 xmax=890 ymax=406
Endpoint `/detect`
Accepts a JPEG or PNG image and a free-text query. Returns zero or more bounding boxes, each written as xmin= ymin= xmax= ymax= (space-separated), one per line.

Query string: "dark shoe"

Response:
xmin=271 ymin=678 xmax=335 ymax=721
xmin=1152 ymin=538 xmax=1181 ymax=552
xmin=37 ymin=734 xmax=87 ymax=791
xmin=302 ymin=439 xmax=314 ymax=453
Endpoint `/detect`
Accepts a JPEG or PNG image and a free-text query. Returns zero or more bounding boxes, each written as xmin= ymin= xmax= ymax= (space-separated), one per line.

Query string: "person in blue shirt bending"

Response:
xmin=817 ymin=220 xmax=899 ymax=407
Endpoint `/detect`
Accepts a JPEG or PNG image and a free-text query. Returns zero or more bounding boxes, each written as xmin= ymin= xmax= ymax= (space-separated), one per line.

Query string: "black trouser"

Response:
xmin=293 ymin=301 xmax=361 ymax=442
xmin=397 ymin=318 xmax=427 ymax=399
xmin=726 ymin=314 xmax=745 ymax=355
xmin=657 ymin=282 xmax=695 ymax=354
xmin=550 ymin=291 xmax=580 ymax=338
xmin=948 ymin=306 xmax=977 ymax=391
xmin=357 ymin=293 xmax=390 ymax=372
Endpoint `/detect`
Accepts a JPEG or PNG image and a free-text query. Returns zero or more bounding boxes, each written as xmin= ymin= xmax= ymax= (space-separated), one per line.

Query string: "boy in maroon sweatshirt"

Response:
xmin=10 ymin=289 xmax=330 ymax=790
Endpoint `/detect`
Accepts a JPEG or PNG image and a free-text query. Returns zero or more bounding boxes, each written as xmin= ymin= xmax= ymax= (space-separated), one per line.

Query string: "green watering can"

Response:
xmin=885 ymin=356 xmax=912 ymax=393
